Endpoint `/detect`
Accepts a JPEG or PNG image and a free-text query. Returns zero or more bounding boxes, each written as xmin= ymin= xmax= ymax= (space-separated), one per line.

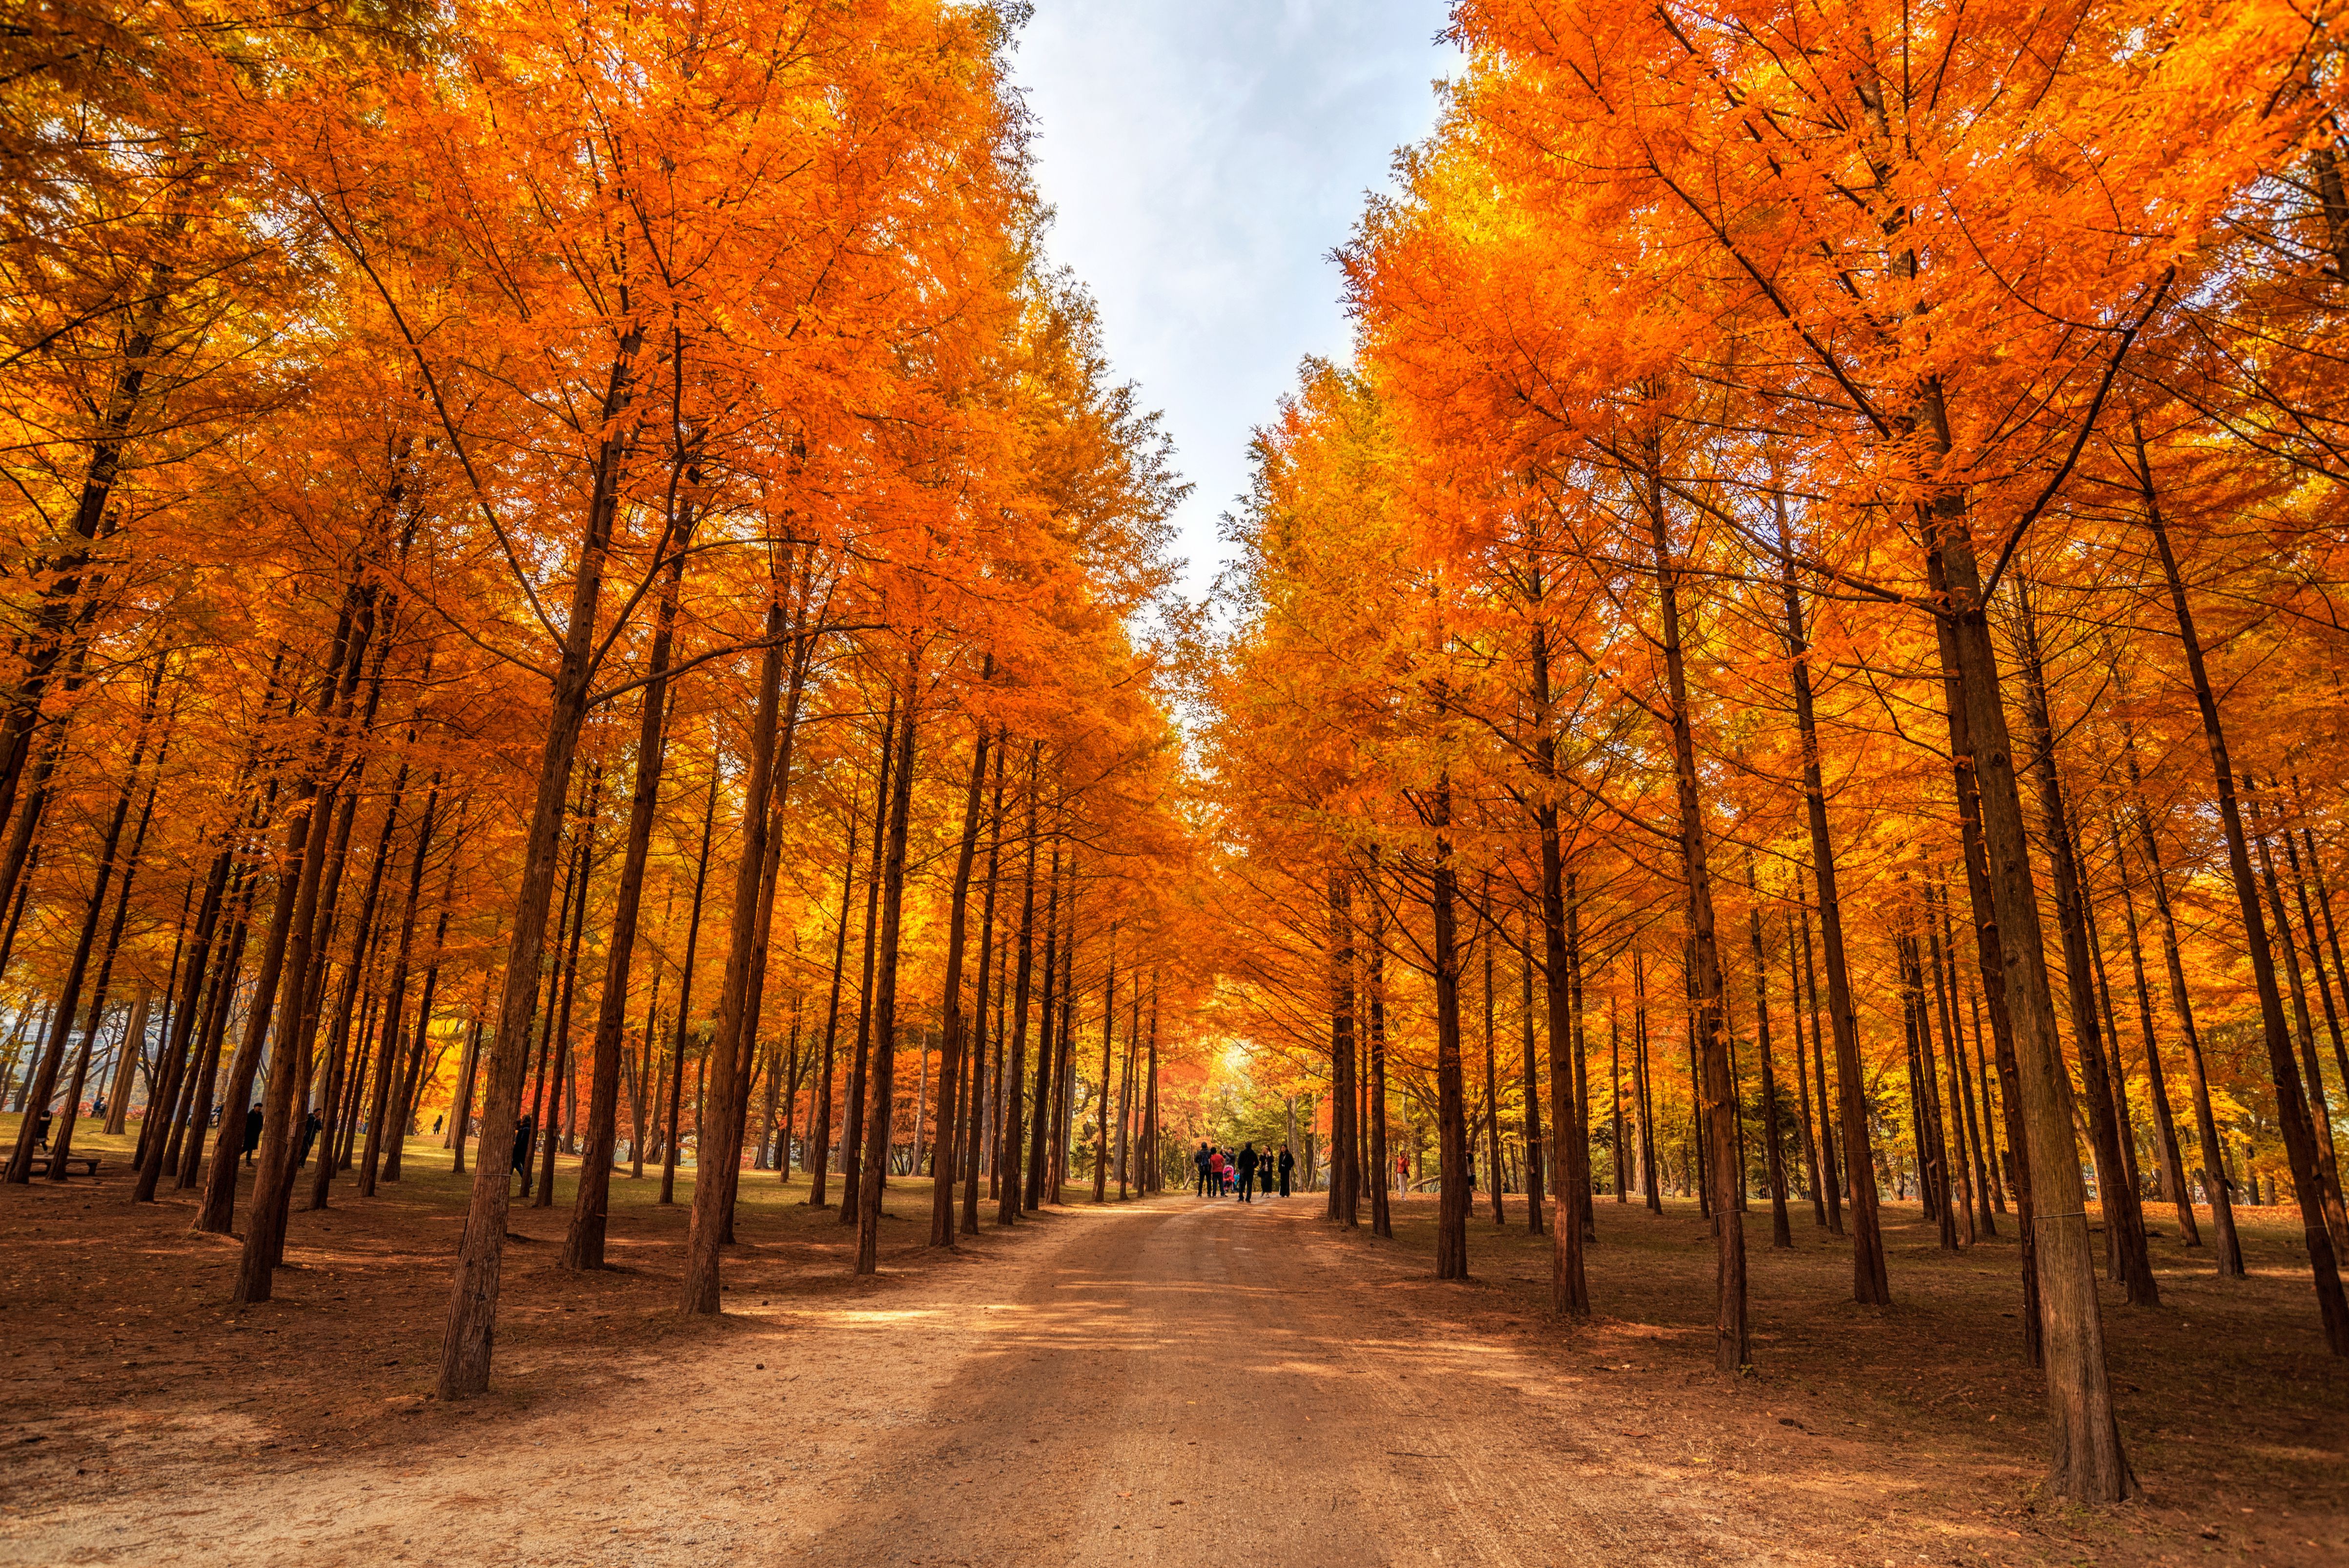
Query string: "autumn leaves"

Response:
xmin=1204 ymin=0 xmax=2349 ymax=1506
xmin=2 ymin=0 xmax=1188 ymax=1405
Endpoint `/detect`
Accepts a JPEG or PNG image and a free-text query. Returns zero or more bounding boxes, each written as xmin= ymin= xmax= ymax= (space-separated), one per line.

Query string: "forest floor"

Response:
xmin=0 ymin=1130 xmax=2343 ymax=1566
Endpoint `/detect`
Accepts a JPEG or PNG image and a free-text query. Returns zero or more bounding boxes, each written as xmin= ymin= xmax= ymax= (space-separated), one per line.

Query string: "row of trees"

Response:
xmin=1199 ymin=0 xmax=2349 ymax=1506
xmin=0 ymin=0 xmax=1198 ymax=1400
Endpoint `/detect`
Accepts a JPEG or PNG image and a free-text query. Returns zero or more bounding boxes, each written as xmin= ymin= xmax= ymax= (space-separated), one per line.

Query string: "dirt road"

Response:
xmin=11 ymin=1160 xmax=2346 ymax=1566
xmin=7 ymin=1193 xmax=1794 ymax=1566
xmin=792 ymin=1192 xmax=1741 ymax=1565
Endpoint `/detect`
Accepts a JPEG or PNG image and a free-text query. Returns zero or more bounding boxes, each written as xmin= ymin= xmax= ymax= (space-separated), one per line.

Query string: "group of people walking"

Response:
xmin=1194 ymin=1141 xmax=1292 ymax=1202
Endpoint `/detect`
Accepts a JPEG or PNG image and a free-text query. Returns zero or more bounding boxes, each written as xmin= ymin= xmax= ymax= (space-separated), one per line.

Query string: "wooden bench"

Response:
xmin=43 ymin=1154 xmax=100 ymax=1178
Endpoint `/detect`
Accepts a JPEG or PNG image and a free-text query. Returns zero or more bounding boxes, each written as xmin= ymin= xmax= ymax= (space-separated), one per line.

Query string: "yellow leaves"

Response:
xmin=1199 ymin=0 xmax=2349 ymax=1179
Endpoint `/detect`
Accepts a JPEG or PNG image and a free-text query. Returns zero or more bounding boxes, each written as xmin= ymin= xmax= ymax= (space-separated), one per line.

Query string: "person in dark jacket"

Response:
xmin=1278 ymin=1145 xmax=1294 ymax=1198
xmin=242 ymin=1104 xmax=265 ymax=1165
xmin=297 ymin=1109 xmax=322 ymax=1167
xmin=1237 ymin=1142 xmax=1259 ymax=1203
xmin=1194 ymin=1142 xmax=1212 ymax=1197
xmin=512 ymin=1114 xmax=536 ymax=1191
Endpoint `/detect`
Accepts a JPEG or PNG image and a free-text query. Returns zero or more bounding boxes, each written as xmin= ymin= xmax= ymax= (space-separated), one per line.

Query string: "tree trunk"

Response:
xmin=308 ymin=760 xmax=409 ymax=1209
xmin=178 ymin=890 xmax=254 ymax=1189
xmin=1431 ymin=777 xmax=1469 ymax=1281
xmin=1519 ymin=917 xmax=1544 ymax=1232
xmin=1925 ymin=468 xmax=2135 ymax=1497
xmin=2081 ymin=855 xmax=2144 ymax=1211
xmin=1329 ymin=874 xmax=1359 ymax=1228
xmin=2295 ymin=794 xmax=2349 ymax=1101
xmin=1800 ymin=907 xmax=1841 ymax=1234
xmin=561 ymin=543 xmax=688 ymax=1265
xmin=930 ymin=711 xmax=991 ymax=1246
xmin=1636 ymin=953 xmax=1660 ymax=1212
xmin=1647 ymin=455 xmax=1743 ymax=1371
xmin=1482 ymin=913 xmax=1502 ymax=1226
xmin=138 ymin=849 xmax=233 ymax=1202
xmin=532 ymin=819 xmax=592 ymax=1204
xmin=2136 ymin=437 xmax=2321 ymax=1305
xmin=2110 ymin=817 xmax=2201 ymax=1249
xmin=716 ymin=605 xmax=819 ymax=1242
xmin=30 ymin=688 xmax=163 ymax=1185
xmin=2283 ymin=815 xmax=2349 ymax=1167
xmin=1144 ymin=984 xmax=1160 ymax=1193
xmin=1926 ymin=548 xmax=2041 ymax=1361
xmin=1051 ymin=870 xmax=1081 ymax=1204
xmin=514 ymin=831 xmax=574 ymax=1203
xmin=805 ymin=777 xmax=862 ymax=1209
xmin=682 ymin=602 xmax=792 ymax=1312
xmin=1119 ymin=985 xmax=1140 ymax=1198
xmin=389 ymin=859 xmax=457 ymax=1191
xmin=236 ymin=602 xmax=379 ymax=1297
xmin=1933 ymin=883 xmax=1996 ymax=1237
xmin=1610 ymin=1001 xmax=1628 ymax=1205
xmin=452 ymin=1014 xmax=484 ymax=1176
xmin=752 ymin=1041 xmax=779 ymax=1171
xmin=1902 ymin=925 xmax=1961 ymax=1250
xmin=435 ymin=325 xmax=643 ymax=1400
xmin=2247 ymin=783 xmax=2349 ymax=1261
xmin=1777 ymin=526 xmax=1883 ymax=1301
xmin=839 ymin=693 xmax=899 ymax=1227
xmin=999 ymin=746 xmax=1042 ymax=1224
xmin=59 ymin=693 xmax=169 ymax=1169
xmin=1369 ymin=886 xmax=1393 ymax=1237
xmin=1023 ymin=831 xmax=1062 ymax=1214
xmin=1971 ymin=988 xmax=2005 ymax=1213
xmin=1532 ymin=621 xmax=1588 ymax=1311
xmin=186 ymin=792 xmax=312 ymax=1229
xmin=661 ymin=774 xmax=718 ymax=1206
xmin=360 ymin=781 xmax=440 ymax=1197
xmin=1747 ymin=856 xmax=1791 ymax=1248
xmin=2014 ymin=581 xmax=2153 ymax=1304
xmin=103 ymin=983 xmax=153 ymax=1138
xmin=854 ymin=648 xmax=921 ymax=1276
xmin=1092 ymin=922 xmax=1117 ymax=1206
xmin=1788 ymin=913 xmax=1824 ymax=1225
xmin=962 ymin=734 xmax=1006 ymax=1234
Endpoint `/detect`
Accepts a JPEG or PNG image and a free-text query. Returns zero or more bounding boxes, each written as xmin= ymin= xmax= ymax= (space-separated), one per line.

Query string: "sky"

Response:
xmin=1008 ymin=1 xmax=1460 ymax=604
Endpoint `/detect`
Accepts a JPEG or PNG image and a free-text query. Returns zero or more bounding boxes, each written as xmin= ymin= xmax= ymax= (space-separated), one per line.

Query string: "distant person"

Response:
xmin=242 ymin=1104 xmax=264 ymax=1165
xmin=1195 ymin=1142 xmax=1212 ymax=1197
xmin=431 ymin=1114 xmax=444 ymax=1135
xmin=1397 ymin=1152 xmax=1410 ymax=1195
xmin=1237 ymin=1143 xmax=1259 ymax=1203
xmin=1208 ymin=1146 xmax=1226 ymax=1197
xmin=31 ymin=1110 xmax=51 ymax=1150
xmin=90 ymin=1096 xmax=105 ymax=1122
xmin=1278 ymin=1145 xmax=1294 ymax=1198
xmin=512 ymin=1114 xmax=536 ymax=1191
xmin=297 ymin=1109 xmax=322 ymax=1167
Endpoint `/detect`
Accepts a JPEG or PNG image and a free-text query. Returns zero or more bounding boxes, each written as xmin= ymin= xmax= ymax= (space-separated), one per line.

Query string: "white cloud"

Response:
xmin=1010 ymin=0 xmax=1458 ymax=602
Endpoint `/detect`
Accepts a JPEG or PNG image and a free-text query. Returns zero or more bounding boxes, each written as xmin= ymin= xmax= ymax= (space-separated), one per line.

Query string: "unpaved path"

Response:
xmin=7 ymin=1193 xmax=1779 ymax=1566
